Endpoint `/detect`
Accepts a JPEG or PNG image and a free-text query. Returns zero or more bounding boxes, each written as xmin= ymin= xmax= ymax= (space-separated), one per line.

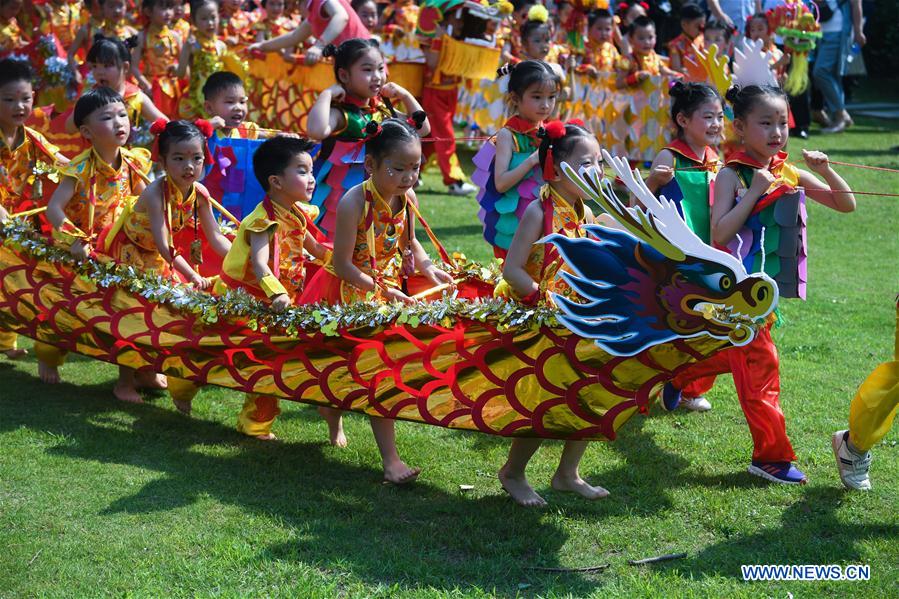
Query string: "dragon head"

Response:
xmin=544 ymin=151 xmax=778 ymax=357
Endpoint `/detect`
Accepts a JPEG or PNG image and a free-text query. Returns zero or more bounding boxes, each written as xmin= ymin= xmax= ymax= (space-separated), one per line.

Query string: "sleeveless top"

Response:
xmin=657 ymin=139 xmax=719 ymax=243
xmin=306 ymin=0 xmax=369 ymax=44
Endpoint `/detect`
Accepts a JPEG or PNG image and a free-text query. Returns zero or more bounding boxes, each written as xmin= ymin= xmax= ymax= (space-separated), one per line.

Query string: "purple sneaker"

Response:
xmin=661 ymin=382 xmax=682 ymax=412
xmin=748 ymin=461 xmax=808 ymax=485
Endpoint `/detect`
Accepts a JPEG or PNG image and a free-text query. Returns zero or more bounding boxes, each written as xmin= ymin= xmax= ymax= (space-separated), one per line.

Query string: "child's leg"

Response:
xmin=33 ymin=341 xmax=67 ymax=384
xmin=0 ymin=330 xmax=27 ymax=359
xmin=317 ymin=406 xmax=347 ymax=447
xmin=113 ymin=366 xmax=142 ymax=403
xmin=168 ymin=377 xmax=200 ymax=415
xmin=421 ymin=86 xmax=466 ymax=186
xmin=671 ymin=353 xmax=729 ymax=396
xmin=847 ymin=362 xmax=899 ymax=453
xmin=728 ymin=326 xmax=797 ymax=463
xmin=369 ymin=416 xmax=420 ymax=484
xmin=550 ymin=440 xmax=609 ymax=500
xmin=135 ymin=370 xmax=168 ymax=390
xmin=236 ymin=394 xmax=280 ymax=440
xmin=499 ymin=438 xmax=547 ymax=507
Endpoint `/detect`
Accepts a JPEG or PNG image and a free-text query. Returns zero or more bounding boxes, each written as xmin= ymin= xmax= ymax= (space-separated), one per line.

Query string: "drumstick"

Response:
xmin=410 ymin=278 xmax=464 ymax=300
xmin=8 ymin=206 xmax=47 ymax=219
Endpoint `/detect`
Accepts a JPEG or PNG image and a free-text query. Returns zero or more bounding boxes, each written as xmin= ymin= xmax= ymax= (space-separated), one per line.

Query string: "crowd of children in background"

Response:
xmin=0 ymin=0 xmax=890 ymax=502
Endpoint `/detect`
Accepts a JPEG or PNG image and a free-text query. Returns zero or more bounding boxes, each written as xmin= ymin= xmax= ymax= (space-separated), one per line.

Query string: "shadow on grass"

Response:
xmin=0 ymin=367 xmax=598 ymax=596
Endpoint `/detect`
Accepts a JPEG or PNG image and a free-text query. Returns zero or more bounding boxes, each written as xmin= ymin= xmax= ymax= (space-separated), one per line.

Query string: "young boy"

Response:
xmin=667 ymin=3 xmax=707 ymax=82
xmin=702 ymin=18 xmax=733 ymax=60
xmin=0 ymin=59 xmax=69 ymax=361
xmin=578 ymin=9 xmax=620 ymax=74
xmin=43 ymin=86 xmax=152 ymax=393
xmin=615 ymin=16 xmax=680 ymax=89
xmin=202 ymin=71 xmax=264 ymax=139
xmin=216 ymin=135 xmax=332 ymax=440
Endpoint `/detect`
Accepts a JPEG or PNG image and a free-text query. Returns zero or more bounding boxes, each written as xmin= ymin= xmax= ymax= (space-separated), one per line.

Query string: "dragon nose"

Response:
xmin=746 ymin=278 xmax=775 ymax=309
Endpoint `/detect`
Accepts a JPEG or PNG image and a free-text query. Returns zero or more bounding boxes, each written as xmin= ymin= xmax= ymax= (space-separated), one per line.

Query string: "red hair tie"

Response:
xmin=542 ymin=120 xmax=567 ymax=181
xmin=150 ymin=117 xmax=168 ymax=136
xmin=566 ymin=118 xmax=585 ymax=128
xmin=194 ymin=118 xmax=215 ymax=139
xmin=362 ymin=121 xmax=382 ymax=142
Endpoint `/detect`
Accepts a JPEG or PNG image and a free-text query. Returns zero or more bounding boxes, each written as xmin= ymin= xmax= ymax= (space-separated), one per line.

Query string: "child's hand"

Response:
xmin=190 ymin=275 xmax=212 ymax=290
xmin=647 ymin=164 xmax=674 ymax=187
xmin=324 ymin=84 xmax=345 ymax=102
xmin=208 ymin=116 xmax=227 ymax=130
xmin=270 ymin=293 xmax=291 ymax=312
xmin=386 ymin=287 xmax=415 ymax=304
xmin=802 ymin=149 xmax=831 ymax=175
xmin=424 ymin=265 xmax=455 ymax=288
xmin=380 ymin=82 xmax=408 ymax=99
xmin=749 ymin=168 xmax=777 ymax=194
xmin=304 ymin=45 xmax=323 ymax=65
xmin=70 ymin=241 xmax=90 ymax=261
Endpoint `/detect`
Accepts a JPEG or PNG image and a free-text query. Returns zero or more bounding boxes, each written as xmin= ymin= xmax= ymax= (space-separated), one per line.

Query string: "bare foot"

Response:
xmin=551 ymin=474 xmax=610 ymax=500
xmin=499 ymin=465 xmax=547 ymax=507
xmin=172 ymin=398 xmax=192 ymax=416
xmin=318 ymin=406 xmax=347 ymax=447
xmin=383 ymin=460 xmax=421 ymax=485
xmin=113 ymin=383 xmax=143 ymax=404
xmin=3 ymin=348 xmax=27 ymax=360
xmin=254 ymin=432 xmax=277 ymax=441
xmin=136 ymin=371 xmax=168 ymax=390
xmin=38 ymin=361 xmax=60 ymax=384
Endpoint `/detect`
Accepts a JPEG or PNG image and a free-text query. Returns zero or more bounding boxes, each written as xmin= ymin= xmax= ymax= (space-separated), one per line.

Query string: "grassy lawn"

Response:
xmin=1 ymin=107 xmax=897 ymax=597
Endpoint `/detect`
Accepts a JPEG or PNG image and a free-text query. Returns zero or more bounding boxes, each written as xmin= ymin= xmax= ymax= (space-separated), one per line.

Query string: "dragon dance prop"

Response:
xmin=768 ymin=0 xmax=822 ymax=95
xmin=0 ymin=156 xmax=777 ymax=440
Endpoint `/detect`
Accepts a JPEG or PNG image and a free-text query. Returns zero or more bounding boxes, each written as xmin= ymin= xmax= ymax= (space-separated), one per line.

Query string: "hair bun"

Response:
xmin=124 ymin=34 xmax=139 ymax=49
xmin=408 ymin=110 xmax=427 ymax=130
xmin=724 ymin=85 xmax=742 ymax=105
xmin=544 ymin=120 xmax=566 ymax=140
xmin=669 ymin=80 xmax=688 ymax=97
xmin=92 ymin=32 xmax=108 ymax=44
xmin=364 ymin=119 xmax=381 ymax=136
xmin=496 ymin=62 xmax=513 ymax=78
xmin=321 ymin=43 xmax=337 ymax=58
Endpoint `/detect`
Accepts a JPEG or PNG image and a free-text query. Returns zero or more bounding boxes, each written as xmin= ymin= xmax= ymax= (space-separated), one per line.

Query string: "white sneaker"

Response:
xmin=447 ymin=181 xmax=477 ymax=196
xmin=832 ymin=430 xmax=872 ymax=491
xmin=680 ymin=396 xmax=712 ymax=412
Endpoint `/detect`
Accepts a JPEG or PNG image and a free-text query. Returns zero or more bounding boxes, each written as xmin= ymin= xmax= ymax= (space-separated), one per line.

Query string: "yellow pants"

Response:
xmin=236 ymin=394 xmax=280 ymax=437
xmin=848 ymin=304 xmax=899 ymax=452
xmin=33 ymin=341 xmax=67 ymax=366
xmin=0 ymin=330 xmax=18 ymax=352
xmin=167 ymin=377 xmax=200 ymax=406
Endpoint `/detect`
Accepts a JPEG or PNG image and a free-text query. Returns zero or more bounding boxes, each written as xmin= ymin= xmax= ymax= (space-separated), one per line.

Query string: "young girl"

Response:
xmin=474 ymin=60 xmax=560 ymax=258
xmin=644 ymin=82 xmax=724 ymax=412
xmin=219 ymin=0 xmax=257 ymax=49
xmin=305 ymin=38 xmax=428 ymax=236
xmin=300 ymin=117 xmax=454 ymax=483
xmin=351 ymin=0 xmax=379 ymax=37
xmin=578 ymin=9 xmax=620 ymax=75
xmin=67 ymin=0 xmax=137 ymax=85
xmin=615 ymin=15 xmax=680 ymax=89
xmin=99 ymin=119 xmax=231 ymax=403
xmin=745 ymin=12 xmax=789 ymax=81
xmin=494 ymin=120 xmax=610 ymax=507
xmin=253 ymin=0 xmax=296 ymax=48
xmin=666 ymin=84 xmax=856 ymax=485
xmin=132 ymin=0 xmax=184 ymax=119
xmin=177 ymin=0 xmax=232 ymax=119
xmin=66 ymin=37 xmax=168 ymax=139
xmin=517 ymin=5 xmax=565 ymax=77
xmin=614 ymin=0 xmax=648 ymax=57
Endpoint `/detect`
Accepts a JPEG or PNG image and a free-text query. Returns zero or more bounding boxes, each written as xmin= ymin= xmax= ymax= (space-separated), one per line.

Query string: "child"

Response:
xmin=247 ymin=0 xmax=368 ymax=65
xmin=300 ymin=117 xmax=454 ymax=483
xmin=176 ymin=0 xmax=229 ymax=119
xmin=578 ymin=9 xmax=620 ymax=74
xmin=216 ymin=136 xmax=330 ymax=438
xmin=494 ymin=120 xmax=610 ymax=507
xmin=132 ymin=0 xmax=184 ymax=119
xmin=44 ymin=87 xmax=153 ymax=389
xmin=219 ymin=0 xmax=257 ymax=49
xmin=0 ymin=0 xmax=26 ymax=55
xmin=614 ymin=0 xmax=648 ymax=57
xmin=172 ymin=0 xmax=191 ymax=40
xmin=667 ymin=2 xmax=706 ymax=82
xmin=500 ymin=0 xmax=534 ymax=62
xmin=665 ymin=84 xmax=856 ymax=485
xmin=252 ymin=0 xmax=296 ymax=50
xmin=702 ymin=17 xmax=732 ymax=60
xmin=351 ymin=0 xmax=379 ymax=36
xmin=33 ymin=0 xmax=84 ymax=52
xmin=644 ymin=82 xmax=724 ymax=412
xmin=67 ymin=37 xmax=168 ymax=136
xmin=832 ymin=302 xmax=898 ymax=491
xmin=474 ymin=60 xmax=560 ymax=257
xmin=99 ymin=119 xmax=231 ymax=403
xmin=615 ymin=16 xmax=680 ymax=88
xmin=67 ymin=0 xmax=137 ymax=85
xmin=517 ymin=5 xmax=565 ymax=76
xmin=202 ymin=71 xmax=262 ymax=139
xmin=0 ymin=59 xmax=68 ymax=361
xmin=305 ymin=38 xmax=428 ymax=236
xmin=745 ymin=12 xmax=789 ymax=80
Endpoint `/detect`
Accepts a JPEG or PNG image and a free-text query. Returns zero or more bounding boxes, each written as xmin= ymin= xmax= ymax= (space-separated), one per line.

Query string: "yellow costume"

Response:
xmin=35 ymin=1 xmax=84 ymax=49
xmin=581 ymin=39 xmax=620 ymax=72
xmin=0 ymin=17 xmax=26 ymax=53
xmin=179 ymin=32 xmax=226 ymax=119
xmin=142 ymin=23 xmax=183 ymax=118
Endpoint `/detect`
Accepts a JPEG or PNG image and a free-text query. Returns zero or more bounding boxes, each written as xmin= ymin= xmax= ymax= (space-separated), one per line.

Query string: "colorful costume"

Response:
xmin=656 ymin=139 xmax=718 ymax=243
xmin=217 ymin=196 xmax=321 ymax=437
xmin=34 ymin=1 xmax=83 ymax=50
xmin=141 ymin=24 xmax=183 ymax=119
xmin=667 ymin=33 xmax=706 ymax=82
xmin=220 ymin=7 xmax=257 ymax=48
xmin=579 ymin=39 xmax=620 ymax=72
xmin=179 ymin=33 xmax=229 ymax=119
xmin=420 ymin=36 xmax=466 ymax=186
xmin=616 ymin=50 xmax=666 ymax=85
xmin=668 ymin=151 xmax=804 ymax=464
xmin=472 ymin=116 xmax=544 ymax=257
xmin=0 ymin=17 xmax=27 ymax=55
xmin=309 ymin=96 xmax=394 ymax=237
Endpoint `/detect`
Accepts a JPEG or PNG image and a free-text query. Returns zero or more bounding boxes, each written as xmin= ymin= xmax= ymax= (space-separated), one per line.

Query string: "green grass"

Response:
xmin=1 ymin=109 xmax=898 ymax=597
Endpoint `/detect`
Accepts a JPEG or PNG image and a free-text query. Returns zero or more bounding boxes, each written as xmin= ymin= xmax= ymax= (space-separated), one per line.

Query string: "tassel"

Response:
xmin=434 ymin=36 xmax=502 ymax=82
xmin=784 ymin=52 xmax=810 ymax=96
xmin=543 ymin=146 xmax=556 ymax=181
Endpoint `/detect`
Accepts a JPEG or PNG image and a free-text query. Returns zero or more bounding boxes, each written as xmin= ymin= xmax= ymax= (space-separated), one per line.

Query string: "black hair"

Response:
xmin=350 ymin=0 xmax=375 ymax=10
xmin=497 ymin=59 xmax=560 ymax=98
xmin=521 ymin=15 xmax=550 ymax=41
xmin=725 ymin=84 xmax=788 ymax=120
xmin=745 ymin=11 xmax=770 ymax=37
xmin=364 ymin=114 xmax=426 ymax=162
xmin=628 ymin=15 xmax=655 ymax=35
xmin=253 ymin=136 xmax=317 ymax=192
xmin=189 ymin=0 xmax=217 ymax=19
xmin=512 ymin=0 xmax=534 ymax=10
xmin=679 ymin=3 xmax=705 ymax=21
xmin=202 ymin=70 xmax=245 ymax=100
xmin=142 ymin=0 xmax=177 ymax=11
xmin=321 ymin=38 xmax=382 ymax=80
xmin=537 ymin=123 xmax=594 ymax=174
xmin=0 ymin=58 xmax=33 ymax=89
xmin=73 ymin=86 xmax=125 ymax=127
xmin=157 ymin=119 xmax=207 ymax=158
xmin=669 ymin=81 xmax=721 ymax=137
xmin=588 ymin=9 xmax=613 ymax=27
xmin=704 ymin=18 xmax=731 ymax=37
xmin=86 ymin=35 xmax=135 ymax=67
xmin=460 ymin=11 xmax=489 ymax=40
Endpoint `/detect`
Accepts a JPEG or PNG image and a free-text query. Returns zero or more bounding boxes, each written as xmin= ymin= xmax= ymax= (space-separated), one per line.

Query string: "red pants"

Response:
xmin=421 ymin=85 xmax=464 ymax=186
xmin=671 ymin=325 xmax=796 ymax=462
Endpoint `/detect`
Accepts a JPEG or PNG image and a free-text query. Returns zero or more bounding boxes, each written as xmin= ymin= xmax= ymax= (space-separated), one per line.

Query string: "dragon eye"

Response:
xmin=701 ymin=272 xmax=734 ymax=292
